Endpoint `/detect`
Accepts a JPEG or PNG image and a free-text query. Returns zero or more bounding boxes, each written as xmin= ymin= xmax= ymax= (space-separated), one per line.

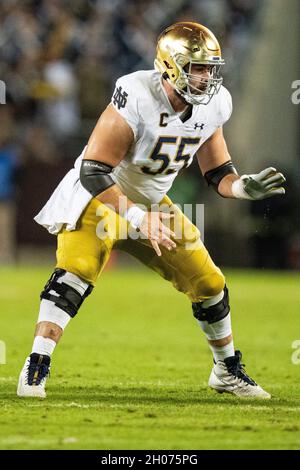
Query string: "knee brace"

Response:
xmin=40 ymin=268 xmax=93 ymax=319
xmin=192 ymin=285 xmax=230 ymax=324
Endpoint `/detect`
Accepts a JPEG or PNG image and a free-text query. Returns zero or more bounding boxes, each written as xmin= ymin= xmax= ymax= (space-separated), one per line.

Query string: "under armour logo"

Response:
xmin=194 ymin=123 xmax=204 ymax=130
xmin=112 ymin=86 xmax=128 ymax=110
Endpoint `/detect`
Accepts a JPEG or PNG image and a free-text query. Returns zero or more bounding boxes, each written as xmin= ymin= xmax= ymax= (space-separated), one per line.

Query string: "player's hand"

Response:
xmin=232 ymin=167 xmax=286 ymax=200
xmin=139 ymin=211 xmax=176 ymax=256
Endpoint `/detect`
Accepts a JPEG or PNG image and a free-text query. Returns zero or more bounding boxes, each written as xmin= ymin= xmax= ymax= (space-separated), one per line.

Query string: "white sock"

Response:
xmin=209 ymin=340 xmax=234 ymax=362
xmin=31 ymin=336 xmax=56 ymax=357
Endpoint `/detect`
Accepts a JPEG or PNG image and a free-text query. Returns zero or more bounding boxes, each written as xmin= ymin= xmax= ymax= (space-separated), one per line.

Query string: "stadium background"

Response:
xmin=0 ymin=0 xmax=299 ymax=269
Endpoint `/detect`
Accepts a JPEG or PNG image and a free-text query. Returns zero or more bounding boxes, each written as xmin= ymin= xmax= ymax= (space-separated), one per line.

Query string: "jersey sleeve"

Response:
xmin=215 ymin=86 xmax=232 ymax=127
xmin=111 ymin=76 xmax=139 ymax=140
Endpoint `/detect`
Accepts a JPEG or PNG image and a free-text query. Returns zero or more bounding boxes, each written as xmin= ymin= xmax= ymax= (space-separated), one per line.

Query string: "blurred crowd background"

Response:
xmin=0 ymin=0 xmax=299 ymax=269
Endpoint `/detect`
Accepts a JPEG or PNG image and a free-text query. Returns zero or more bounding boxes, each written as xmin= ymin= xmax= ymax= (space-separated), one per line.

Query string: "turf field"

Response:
xmin=0 ymin=266 xmax=300 ymax=450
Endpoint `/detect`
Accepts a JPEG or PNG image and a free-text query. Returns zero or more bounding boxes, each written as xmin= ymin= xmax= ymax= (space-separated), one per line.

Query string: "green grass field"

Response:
xmin=0 ymin=266 xmax=300 ymax=450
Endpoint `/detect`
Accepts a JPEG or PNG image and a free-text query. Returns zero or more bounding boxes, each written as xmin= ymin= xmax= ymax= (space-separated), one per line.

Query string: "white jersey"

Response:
xmin=35 ymin=69 xmax=232 ymax=234
xmin=111 ymin=70 xmax=232 ymax=205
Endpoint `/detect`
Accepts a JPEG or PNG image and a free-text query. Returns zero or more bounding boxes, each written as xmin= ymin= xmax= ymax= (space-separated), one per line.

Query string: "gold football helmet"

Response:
xmin=154 ymin=22 xmax=225 ymax=105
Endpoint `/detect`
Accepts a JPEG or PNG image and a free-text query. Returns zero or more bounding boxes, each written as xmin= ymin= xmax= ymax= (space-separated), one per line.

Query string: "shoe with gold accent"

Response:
xmin=17 ymin=353 xmax=50 ymax=398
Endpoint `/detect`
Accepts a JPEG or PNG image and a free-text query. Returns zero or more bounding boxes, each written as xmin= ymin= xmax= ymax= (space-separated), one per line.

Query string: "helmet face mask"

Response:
xmin=154 ymin=22 xmax=225 ymax=106
xmin=175 ymin=58 xmax=223 ymax=105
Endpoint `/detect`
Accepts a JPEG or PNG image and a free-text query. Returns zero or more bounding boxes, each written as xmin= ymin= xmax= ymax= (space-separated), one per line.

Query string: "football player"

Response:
xmin=18 ymin=22 xmax=285 ymax=399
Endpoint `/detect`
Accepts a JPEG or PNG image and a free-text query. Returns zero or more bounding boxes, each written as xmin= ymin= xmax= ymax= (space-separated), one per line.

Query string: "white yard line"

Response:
xmin=0 ymin=436 xmax=78 ymax=446
xmin=21 ymin=402 xmax=300 ymax=412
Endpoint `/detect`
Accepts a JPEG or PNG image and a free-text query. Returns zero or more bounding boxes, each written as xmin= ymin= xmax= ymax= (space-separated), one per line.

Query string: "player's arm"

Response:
xmin=82 ymin=103 xmax=133 ymax=209
xmin=80 ymin=104 xmax=176 ymax=256
xmin=197 ymin=127 xmax=286 ymax=200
